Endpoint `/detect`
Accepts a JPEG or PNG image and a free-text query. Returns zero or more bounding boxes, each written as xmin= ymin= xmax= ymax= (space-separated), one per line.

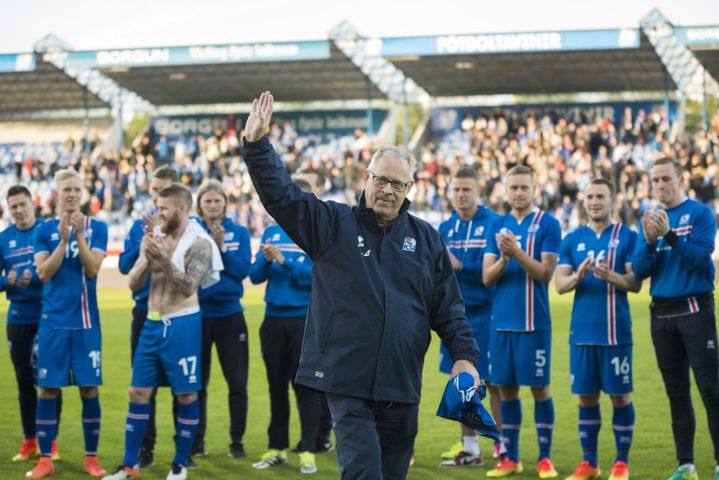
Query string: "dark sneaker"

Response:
xmin=316 ymin=439 xmax=333 ymax=453
xmin=189 ymin=442 xmax=206 ymax=457
xmin=185 ymin=456 xmax=197 ymax=470
xmin=228 ymin=442 xmax=246 ymax=458
xmin=138 ymin=448 xmax=154 ymax=469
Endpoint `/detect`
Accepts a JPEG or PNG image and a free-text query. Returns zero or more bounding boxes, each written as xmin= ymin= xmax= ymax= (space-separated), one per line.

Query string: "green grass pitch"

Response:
xmin=0 ymin=285 xmax=715 ymax=479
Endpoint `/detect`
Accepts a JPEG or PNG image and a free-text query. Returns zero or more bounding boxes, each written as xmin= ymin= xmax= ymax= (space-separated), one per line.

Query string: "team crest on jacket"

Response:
xmin=680 ymin=214 xmax=690 ymax=225
xmin=9 ymin=240 xmax=16 ymax=248
xmin=402 ymin=237 xmax=417 ymax=252
xmin=475 ymin=226 xmax=484 ymax=236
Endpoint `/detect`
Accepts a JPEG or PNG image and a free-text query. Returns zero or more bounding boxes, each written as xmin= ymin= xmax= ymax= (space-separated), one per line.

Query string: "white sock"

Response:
xmin=462 ymin=435 xmax=480 ymax=456
xmin=680 ymin=464 xmax=696 ymax=473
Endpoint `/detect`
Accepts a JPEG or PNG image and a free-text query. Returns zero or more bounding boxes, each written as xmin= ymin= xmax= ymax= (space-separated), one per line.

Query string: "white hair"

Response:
xmin=368 ymin=146 xmax=416 ymax=179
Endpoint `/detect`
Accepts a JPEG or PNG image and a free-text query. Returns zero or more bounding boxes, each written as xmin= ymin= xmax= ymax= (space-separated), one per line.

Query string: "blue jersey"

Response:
xmin=198 ymin=218 xmax=251 ymax=317
xmin=633 ymin=198 xmax=716 ymax=299
xmin=437 ymin=206 xmax=498 ymax=308
xmin=249 ymin=224 xmax=312 ymax=318
xmin=485 ymin=209 xmax=561 ymax=331
xmin=118 ymin=216 xmax=150 ymax=309
xmin=34 ymin=217 xmax=107 ymax=329
xmin=0 ymin=221 xmax=44 ymax=324
xmin=559 ymin=223 xmax=637 ymax=345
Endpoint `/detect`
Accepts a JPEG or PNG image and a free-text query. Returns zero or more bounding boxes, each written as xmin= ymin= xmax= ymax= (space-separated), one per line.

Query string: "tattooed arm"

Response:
xmin=155 ymin=238 xmax=212 ymax=297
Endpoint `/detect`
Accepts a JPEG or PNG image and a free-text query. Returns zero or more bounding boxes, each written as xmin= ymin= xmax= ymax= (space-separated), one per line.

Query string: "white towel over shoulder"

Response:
xmin=155 ymin=221 xmax=223 ymax=289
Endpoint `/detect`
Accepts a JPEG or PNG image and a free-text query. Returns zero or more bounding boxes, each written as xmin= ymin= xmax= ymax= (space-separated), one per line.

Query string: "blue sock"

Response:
xmin=173 ymin=399 xmax=199 ymax=467
xmin=36 ymin=398 xmax=57 ymax=456
xmin=501 ymin=399 xmax=522 ymax=462
xmin=613 ymin=402 xmax=635 ymax=464
xmin=122 ymin=402 xmax=150 ymax=468
xmin=579 ymin=404 xmax=601 ymax=467
xmin=535 ymin=398 xmax=555 ymax=461
xmin=81 ymin=396 xmax=101 ymax=455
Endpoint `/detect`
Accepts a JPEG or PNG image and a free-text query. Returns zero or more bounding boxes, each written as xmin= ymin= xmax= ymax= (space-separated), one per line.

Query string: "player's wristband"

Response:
xmin=664 ymin=230 xmax=679 ymax=246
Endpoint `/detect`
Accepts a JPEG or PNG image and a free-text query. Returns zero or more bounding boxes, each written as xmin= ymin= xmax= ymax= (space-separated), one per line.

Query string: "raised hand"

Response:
xmin=245 ymin=91 xmax=274 ymax=142
xmin=7 ymin=266 xmax=17 ymax=286
xmin=16 ymin=268 xmax=32 ymax=288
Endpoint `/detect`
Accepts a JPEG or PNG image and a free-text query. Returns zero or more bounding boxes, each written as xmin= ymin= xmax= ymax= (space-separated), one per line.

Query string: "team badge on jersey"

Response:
xmin=680 ymin=214 xmax=690 ymax=225
xmin=577 ymin=242 xmax=586 ymax=252
xmin=402 ymin=237 xmax=417 ymax=252
xmin=609 ymin=238 xmax=620 ymax=248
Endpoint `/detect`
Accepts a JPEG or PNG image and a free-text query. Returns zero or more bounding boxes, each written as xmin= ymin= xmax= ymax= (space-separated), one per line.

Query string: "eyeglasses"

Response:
xmin=368 ymin=169 xmax=411 ymax=193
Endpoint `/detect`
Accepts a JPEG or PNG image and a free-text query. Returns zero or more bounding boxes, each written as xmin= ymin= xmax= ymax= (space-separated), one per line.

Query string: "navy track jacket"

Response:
xmin=242 ymin=137 xmax=478 ymax=404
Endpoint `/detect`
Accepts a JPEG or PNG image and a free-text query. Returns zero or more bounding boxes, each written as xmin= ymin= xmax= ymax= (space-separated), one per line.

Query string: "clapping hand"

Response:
xmin=58 ymin=214 xmax=72 ymax=243
xmin=650 ymin=209 xmax=670 ymax=237
xmin=7 ymin=266 xmax=17 ymax=286
xmin=210 ymin=225 xmax=225 ymax=250
xmin=576 ymin=257 xmax=593 ymax=282
xmin=642 ymin=211 xmax=659 ymax=245
xmin=497 ymin=231 xmax=519 ymax=258
xmin=16 ymin=268 xmax=32 ymax=288
xmin=70 ymin=212 xmax=85 ymax=238
xmin=245 ymin=91 xmax=274 ymax=142
xmin=593 ymin=258 xmax=610 ymax=281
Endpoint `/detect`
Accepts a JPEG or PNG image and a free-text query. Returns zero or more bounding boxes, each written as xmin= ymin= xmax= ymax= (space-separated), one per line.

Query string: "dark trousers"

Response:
xmin=195 ymin=311 xmax=249 ymax=446
xmin=651 ymin=302 xmax=719 ymax=463
xmin=259 ymin=315 xmax=321 ymax=451
xmin=318 ymin=392 xmax=333 ymax=443
xmin=326 ymin=393 xmax=418 ymax=480
xmin=7 ymin=323 xmax=62 ymax=439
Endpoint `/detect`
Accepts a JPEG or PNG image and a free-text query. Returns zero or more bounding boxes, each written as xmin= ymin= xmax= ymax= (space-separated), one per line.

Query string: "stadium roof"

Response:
xmin=86 ymin=40 xmax=386 ymax=105
xmin=675 ymin=25 xmax=719 ymax=86
xmin=0 ymin=53 xmax=108 ymax=115
xmin=382 ymin=28 xmax=679 ymax=97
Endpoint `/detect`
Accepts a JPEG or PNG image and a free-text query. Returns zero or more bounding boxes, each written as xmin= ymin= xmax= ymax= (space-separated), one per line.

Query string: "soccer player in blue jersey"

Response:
xmin=105 ymin=183 xmax=219 ymax=480
xmin=193 ymin=180 xmax=251 ymax=459
xmin=2 ymin=186 xmax=62 ymax=462
xmin=555 ymin=179 xmax=641 ymax=480
xmin=118 ymin=166 xmax=179 ymax=468
xmin=437 ymin=166 xmax=502 ymax=467
xmin=27 ymin=170 xmax=108 ymax=479
xmin=632 ymin=157 xmax=718 ymax=480
xmin=249 ymin=176 xmax=322 ymax=474
xmin=483 ymin=165 xmax=561 ymax=478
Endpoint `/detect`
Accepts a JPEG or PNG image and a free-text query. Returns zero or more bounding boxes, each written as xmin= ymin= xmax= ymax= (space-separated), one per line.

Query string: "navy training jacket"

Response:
xmin=242 ymin=136 xmax=478 ymax=404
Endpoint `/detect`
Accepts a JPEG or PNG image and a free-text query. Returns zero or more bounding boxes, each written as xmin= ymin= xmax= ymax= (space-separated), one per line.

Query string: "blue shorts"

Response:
xmin=489 ymin=330 xmax=551 ymax=387
xmin=439 ymin=305 xmax=491 ymax=379
xmin=132 ymin=310 xmax=202 ymax=394
xmin=570 ymin=344 xmax=633 ymax=395
xmin=37 ymin=326 xmax=102 ymax=387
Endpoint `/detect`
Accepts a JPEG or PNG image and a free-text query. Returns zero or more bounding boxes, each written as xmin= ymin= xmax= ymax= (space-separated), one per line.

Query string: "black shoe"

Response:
xmin=189 ymin=442 xmax=206 ymax=457
xmin=228 ymin=441 xmax=246 ymax=458
xmin=185 ymin=456 xmax=198 ymax=469
xmin=138 ymin=448 xmax=155 ymax=468
xmin=289 ymin=441 xmax=302 ymax=454
xmin=316 ymin=439 xmax=333 ymax=453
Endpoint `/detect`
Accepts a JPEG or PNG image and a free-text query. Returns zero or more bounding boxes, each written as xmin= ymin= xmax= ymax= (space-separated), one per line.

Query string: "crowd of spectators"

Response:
xmin=1 ymin=106 xmax=717 ymax=251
